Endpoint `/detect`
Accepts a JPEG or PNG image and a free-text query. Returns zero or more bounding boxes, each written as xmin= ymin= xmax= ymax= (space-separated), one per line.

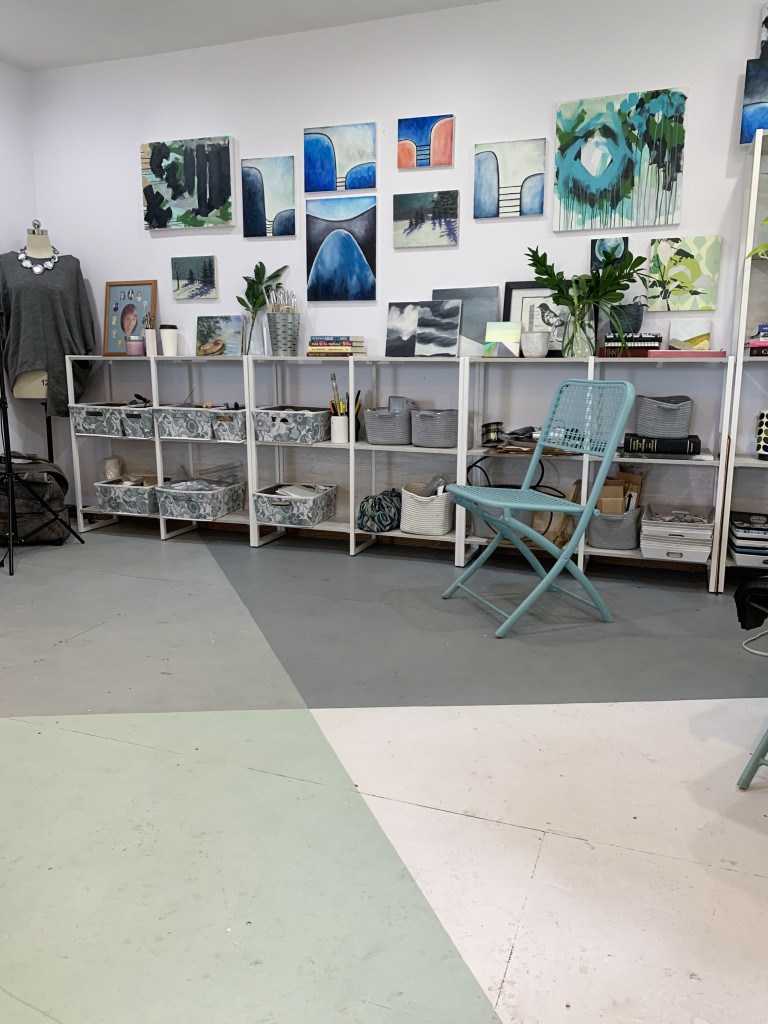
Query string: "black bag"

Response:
xmin=0 ymin=451 xmax=71 ymax=544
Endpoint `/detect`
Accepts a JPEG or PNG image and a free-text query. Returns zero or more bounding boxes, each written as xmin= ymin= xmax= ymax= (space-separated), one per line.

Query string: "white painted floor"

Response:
xmin=315 ymin=700 xmax=768 ymax=1024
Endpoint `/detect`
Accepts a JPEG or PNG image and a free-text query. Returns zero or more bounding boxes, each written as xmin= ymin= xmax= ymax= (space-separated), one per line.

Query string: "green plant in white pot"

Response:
xmin=238 ymin=262 xmax=287 ymax=354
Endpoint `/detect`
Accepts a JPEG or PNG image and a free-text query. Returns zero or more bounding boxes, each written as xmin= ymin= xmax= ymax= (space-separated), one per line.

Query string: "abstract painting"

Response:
xmin=554 ymin=89 xmax=686 ymax=231
xmin=647 ymin=236 xmax=721 ymax=311
xmin=171 ymin=256 xmax=218 ymax=301
xmin=669 ymin=318 xmax=712 ymax=351
xmin=306 ymin=197 xmax=376 ymax=301
xmin=304 ymin=123 xmax=376 ymax=192
xmin=762 ymin=4 xmax=768 ymax=58
xmin=474 ymin=139 xmax=545 ymax=218
xmin=432 ymin=286 xmax=499 ymax=356
xmin=386 ymin=303 xmax=418 ymax=356
xmin=484 ymin=322 xmax=521 ymax=358
xmin=414 ymin=300 xmax=462 ymax=357
xmin=241 ymin=156 xmax=295 ymax=237
xmin=741 ymin=59 xmax=768 ymax=143
xmin=195 ymin=315 xmax=243 ymax=356
xmin=397 ymin=116 xmax=454 ymax=167
xmin=141 ymin=137 xmax=232 ymax=230
xmin=393 ymin=191 xmax=459 ymax=249
xmin=590 ymin=236 xmax=629 ymax=270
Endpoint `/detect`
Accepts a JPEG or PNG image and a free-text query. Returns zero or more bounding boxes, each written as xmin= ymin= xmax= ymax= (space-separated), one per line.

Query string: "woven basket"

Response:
xmin=364 ymin=408 xmax=412 ymax=445
xmin=411 ymin=409 xmax=459 ymax=448
xmin=267 ymin=313 xmax=300 ymax=357
xmin=635 ymin=395 xmax=692 ymax=438
xmin=401 ymin=484 xmax=454 ymax=536
xmin=586 ymin=506 xmax=642 ymax=550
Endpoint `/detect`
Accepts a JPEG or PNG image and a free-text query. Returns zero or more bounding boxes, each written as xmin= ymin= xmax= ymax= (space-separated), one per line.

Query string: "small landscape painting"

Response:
xmin=474 ymin=139 xmax=545 ymax=218
xmin=590 ymin=237 xmax=629 ymax=270
xmin=386 ymin=302 xmax=419 ymax=357
xmin=393 ymin=190 xmax=459 ymax=249
xmin=304 ymin=123 xmax=376 ymax=192
xmin=668 ymin=318 xmax=712 ymax=350
xmin=241 ymin=156 xmax=295 ymax=237
xmin=385 ymin=300 xmax=462 ymax=357
xmin=306 ymin=196 xmax=376 ymax=301
xmin=141 ymin=137 xmax=232 ymax=230
xmin=397 ymin=116 xmax=454 ymax=168
xmin=195 ymin=315 xmax=243 ymax=356
xmin=171 ymin=256 xmax=218 ymax=301
xmin=432 ymin=286 xmax=499 ymax=357
xmin=647 ymin=236 xmax=721 ymax=311
xmin=484 ymin=322 xmax=521 ymax=358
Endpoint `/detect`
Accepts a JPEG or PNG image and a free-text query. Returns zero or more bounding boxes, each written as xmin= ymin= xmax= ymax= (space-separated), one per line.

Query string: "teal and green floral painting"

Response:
xmin=647 ymin=236 xmax=721 ymax=312
xmin=554 ymin=89 xmax=686 ymax=232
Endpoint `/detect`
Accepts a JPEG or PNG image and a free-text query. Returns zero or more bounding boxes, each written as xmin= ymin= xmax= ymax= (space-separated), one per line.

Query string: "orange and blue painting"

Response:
xmin=306 ymin=196 xmax=376 ymax=301
xmin=397 ymin=116 xmax=454 ymax=168
xmin=304 ymin=123 xmax=376 ymax=192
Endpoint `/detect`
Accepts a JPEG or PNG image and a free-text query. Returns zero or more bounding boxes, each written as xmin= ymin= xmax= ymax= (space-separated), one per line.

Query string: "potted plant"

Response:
xmin=526 ymin=246 xmax=650 ymax=357
xmin=238 ymin=262 xmax=288 ymax=355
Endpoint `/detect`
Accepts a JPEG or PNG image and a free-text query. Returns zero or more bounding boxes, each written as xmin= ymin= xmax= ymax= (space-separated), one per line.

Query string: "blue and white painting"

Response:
xmin=393 ymin=191 xmax=459 ymax=249
xmin=306 ymin=196 xmax=376 ymax=301
xmin=741 ymin=59 xmax=768 ymax=143
xmin=241 ymin=156 xmax=295 ymax=237
xmin=397 ymin=116 xmax=454 ymax=167
xmin=554 ymin=89 xmax=686 ymax=231
xmin=304 ymin=123 xmax=376 ymax=192
xmin=474 ymin=139 xmax=545 ymax=218
xmin=590 ymin=236 xmax=629 ymax=270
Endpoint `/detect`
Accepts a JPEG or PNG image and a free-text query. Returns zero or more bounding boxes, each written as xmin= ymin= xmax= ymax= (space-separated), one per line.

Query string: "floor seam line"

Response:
xmin=493 ymin=831 xmax=545 ymax=1009
xmin=0 ymin=983 xmax=69 ymax=1024
xmin=359 ymin=790 xmax=768 ymax=879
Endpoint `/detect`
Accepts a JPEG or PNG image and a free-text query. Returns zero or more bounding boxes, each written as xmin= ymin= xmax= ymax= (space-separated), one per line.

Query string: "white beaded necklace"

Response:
xmin=17 ymin=247 xmax=60 ymax=275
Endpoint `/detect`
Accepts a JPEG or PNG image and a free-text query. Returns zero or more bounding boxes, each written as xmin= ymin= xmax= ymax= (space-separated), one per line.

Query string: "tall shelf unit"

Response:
xmin=67 ymin=353 xmax=733 ymax=590
xmin=718 ymin=129 xmax=768 ymax=587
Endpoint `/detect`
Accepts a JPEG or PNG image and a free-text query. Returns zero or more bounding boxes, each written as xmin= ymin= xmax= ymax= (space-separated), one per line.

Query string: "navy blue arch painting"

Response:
xmin=304 ymin=123 xmax=376 ymax=192
xmin=474 ymin=139 xmax=545 ymax=219
xmin=241 ymin=156 xmax=295 ymax=238
xmin=306 ymin=196 xmax=376 ymax=301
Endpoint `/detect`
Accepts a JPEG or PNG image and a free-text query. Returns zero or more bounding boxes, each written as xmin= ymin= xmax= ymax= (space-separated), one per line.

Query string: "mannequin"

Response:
xmin=0 ymin=220 xmax=97 ymax=420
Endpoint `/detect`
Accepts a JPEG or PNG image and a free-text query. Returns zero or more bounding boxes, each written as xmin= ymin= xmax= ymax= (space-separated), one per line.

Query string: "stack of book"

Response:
xmin=306 ymin=336 xmax=366 ymax=357
xmin=621 ymin=434 xmax=715 ymax=461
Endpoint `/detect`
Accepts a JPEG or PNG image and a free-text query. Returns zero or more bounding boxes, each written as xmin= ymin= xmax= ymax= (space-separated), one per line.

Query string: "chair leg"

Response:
xmin=560 ymin=555 xmax=613 ymax=623
xmin=443 ymin=530 xmax=503 ymax=599
xmin=737 ymin=727 xmax=768 ymax=790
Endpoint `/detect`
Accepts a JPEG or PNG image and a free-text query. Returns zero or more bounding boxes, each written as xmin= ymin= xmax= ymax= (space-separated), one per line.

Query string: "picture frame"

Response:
xmin=103 ymin=280 xmax=157 ymax=356
xmin=502 ymin=280 xmax=570 ymax=334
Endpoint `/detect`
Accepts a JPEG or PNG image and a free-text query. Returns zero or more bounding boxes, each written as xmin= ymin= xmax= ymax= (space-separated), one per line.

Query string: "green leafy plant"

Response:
xmin=238 ymin=262 xmax=288 ymax=354
xmin=526 ymin=246 xmax=650 ymax=356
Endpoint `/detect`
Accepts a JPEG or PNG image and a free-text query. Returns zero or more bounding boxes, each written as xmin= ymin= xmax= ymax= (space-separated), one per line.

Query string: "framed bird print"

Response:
xmin=103 ymin=280 xmax=157 ymax=355
xmin=502 ymin=280 xmax=570 ymax=335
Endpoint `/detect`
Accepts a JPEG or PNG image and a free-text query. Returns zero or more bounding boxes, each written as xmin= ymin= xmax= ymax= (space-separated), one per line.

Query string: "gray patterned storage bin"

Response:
xmin=252 ymin=406 xmax=331 ymax=444
xmin=94 ymin=478 xmax=161 ymax=516
xmin=212 ymin=409 xmax=247 ymax=443
xmin=156 ymin=481 xmax=245 ymax=521
xmin=70 ymin=404 xmax=125 ymax=437
xmin=120 ymin=407 xmax=155 ymax=439
xmin=586 ymin=506 xmax=643 ymax=550
xmin=155 ymin=406 xmax=220 ymax=440
xmin=411 ymin=409 xmax=459 ymax=448
xmin=364 ymin=408 xmax=412 ymax=445
xmin=635 ymin=395 xmax=692 ymax=438
xmin=253 ymin=484 xmax=337 ymax=528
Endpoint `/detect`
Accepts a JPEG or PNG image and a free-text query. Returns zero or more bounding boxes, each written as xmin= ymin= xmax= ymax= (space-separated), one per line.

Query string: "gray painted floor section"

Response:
xmin=205 ymin=534 xmax=768 ymax=709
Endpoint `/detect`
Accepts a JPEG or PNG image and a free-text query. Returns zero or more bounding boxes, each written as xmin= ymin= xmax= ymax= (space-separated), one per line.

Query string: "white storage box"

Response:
xmin=640 ymin=504 xmax=714 ymax=563
xmin=156 ymin=480 xmax=245 ymax=521
xmin=70 ymin=404 xmax=125 ymax=437
xmin=728 ymin=545 xmax=768 ymax=568
xmin=252 ymin=406 xmax=331 ymax=444
xmin=253 ymin=483 xmax=337 ymax=528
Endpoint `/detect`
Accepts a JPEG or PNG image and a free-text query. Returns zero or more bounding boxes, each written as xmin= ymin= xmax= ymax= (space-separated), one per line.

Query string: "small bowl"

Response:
xmin=521 ymin=332 xmax=550 ymax=358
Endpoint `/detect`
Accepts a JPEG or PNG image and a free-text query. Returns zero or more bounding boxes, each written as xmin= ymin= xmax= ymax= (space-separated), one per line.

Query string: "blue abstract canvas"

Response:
xmin=241 ymin=156 xmax=295 ymax=237
xmin=590 ymin=236 xmax=628 ymax=270
xmin=741 ymin=59 xmax=768 ymax=144
xmin=304 ymin=123 xmax=376 ymax=192
xmin=474 ymin=139 xmax=545 ymax=218
xmin=397 ymin=116 xmax=454 ymax=167
xmin=306 ymin=197 xmax=376 ymax=301
xmin=554 ymin=89 xmax=686 ymax=231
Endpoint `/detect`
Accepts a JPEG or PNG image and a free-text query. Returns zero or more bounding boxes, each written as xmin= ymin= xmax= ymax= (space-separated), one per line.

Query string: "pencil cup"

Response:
xmin=143 ymin=329 xmax=157 ymax=356
xmin=331 ymin=415 xmax=349 ymax=444
xmin=267 ymin=313 xmax=300 ymax=357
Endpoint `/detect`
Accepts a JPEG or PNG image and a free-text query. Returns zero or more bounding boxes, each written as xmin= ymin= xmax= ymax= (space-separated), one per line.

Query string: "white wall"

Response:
xmin=13 ymin=0 xmax=764 ymax=491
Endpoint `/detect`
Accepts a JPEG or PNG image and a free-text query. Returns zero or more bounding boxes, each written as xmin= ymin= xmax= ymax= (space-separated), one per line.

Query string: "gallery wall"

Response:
xmin=2 ymin=0 xmax=761 ymax=479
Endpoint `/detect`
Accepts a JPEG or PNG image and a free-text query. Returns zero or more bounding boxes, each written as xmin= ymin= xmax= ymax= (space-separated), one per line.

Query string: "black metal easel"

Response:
xmin=0 ymin=320 xmax=84 ymax=575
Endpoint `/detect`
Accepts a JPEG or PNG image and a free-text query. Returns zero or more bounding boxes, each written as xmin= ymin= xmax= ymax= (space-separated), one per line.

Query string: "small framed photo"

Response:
xmin=104 ymin=280 xmax=157 ymax=355
xmin=503 ymin=280 xmax=569 ymax=334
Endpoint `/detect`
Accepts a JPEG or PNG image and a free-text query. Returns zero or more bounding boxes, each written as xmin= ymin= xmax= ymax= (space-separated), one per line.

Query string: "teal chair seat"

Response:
xmin=443 ymin=379 xmax=635 ymax=637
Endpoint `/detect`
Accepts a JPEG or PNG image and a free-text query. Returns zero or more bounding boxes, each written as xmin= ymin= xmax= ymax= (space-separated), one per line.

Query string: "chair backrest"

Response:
xmin=522 ymin=380 xmax=635 ymax=494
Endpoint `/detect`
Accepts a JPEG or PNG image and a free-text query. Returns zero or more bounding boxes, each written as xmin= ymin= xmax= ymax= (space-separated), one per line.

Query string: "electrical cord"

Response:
xmin=743 ymin=631 xmax=768 ymax=657
xmin=466 ymin=453 xmax=566 ymax=537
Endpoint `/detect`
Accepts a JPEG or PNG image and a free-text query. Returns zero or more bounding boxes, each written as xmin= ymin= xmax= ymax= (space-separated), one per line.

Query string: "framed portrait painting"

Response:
xmin=103 ymin=280 xmax=157 ymax=355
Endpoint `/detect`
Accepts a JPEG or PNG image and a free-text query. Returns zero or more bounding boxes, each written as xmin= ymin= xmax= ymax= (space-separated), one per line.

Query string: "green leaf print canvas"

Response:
xmin=646 ymin=236 xmax=721 ymax=311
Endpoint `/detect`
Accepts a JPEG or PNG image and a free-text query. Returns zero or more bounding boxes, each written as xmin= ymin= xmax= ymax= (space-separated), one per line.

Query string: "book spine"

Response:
xmin=624 ymin=434 xmax=701 ymax=454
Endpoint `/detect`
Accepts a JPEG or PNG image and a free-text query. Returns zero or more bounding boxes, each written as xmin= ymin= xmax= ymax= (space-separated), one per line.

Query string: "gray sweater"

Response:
xmin=0 ymin=251 xmax=97 ymax=417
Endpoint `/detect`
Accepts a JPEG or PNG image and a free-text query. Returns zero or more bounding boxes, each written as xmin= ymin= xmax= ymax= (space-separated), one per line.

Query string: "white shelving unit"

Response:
xmin=719 ymin=129 xmax=768 ymax=587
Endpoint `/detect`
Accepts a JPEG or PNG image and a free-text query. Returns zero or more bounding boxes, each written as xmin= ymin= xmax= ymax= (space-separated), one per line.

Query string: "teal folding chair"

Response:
xmin=444 ymin=379 xmax=635 ymax=637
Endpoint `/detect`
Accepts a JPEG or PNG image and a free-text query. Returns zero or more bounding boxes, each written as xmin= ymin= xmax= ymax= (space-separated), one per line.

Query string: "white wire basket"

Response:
xmin=400 ymin=484 xmax=454 ymax=536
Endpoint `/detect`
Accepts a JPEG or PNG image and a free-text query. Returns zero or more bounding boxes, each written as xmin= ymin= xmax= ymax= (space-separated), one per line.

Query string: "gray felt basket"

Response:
xmin=635 ymin=395 xmax=692 ymax=438
xmin=364 ymin=408 xmax=412 ymax=445
xmin=586 ymin=506 xmax=643 ymax=550
xmin=411 ymin=409 xmax=459 ymax=448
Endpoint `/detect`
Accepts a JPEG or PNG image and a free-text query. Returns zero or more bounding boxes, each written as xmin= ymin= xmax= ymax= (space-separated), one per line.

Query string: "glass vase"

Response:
xmin=562 ymin=307 xmax=596 ymax=358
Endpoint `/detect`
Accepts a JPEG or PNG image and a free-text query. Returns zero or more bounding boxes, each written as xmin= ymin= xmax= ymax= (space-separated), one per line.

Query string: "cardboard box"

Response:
xmin=596 ymin=472 xmax=643 ymax=515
